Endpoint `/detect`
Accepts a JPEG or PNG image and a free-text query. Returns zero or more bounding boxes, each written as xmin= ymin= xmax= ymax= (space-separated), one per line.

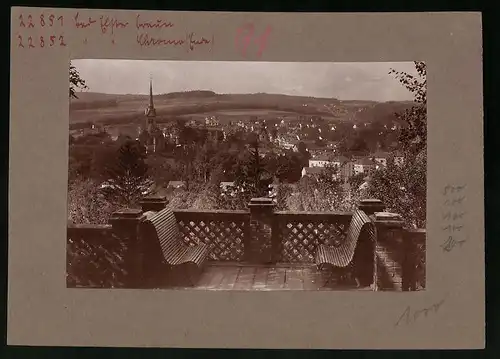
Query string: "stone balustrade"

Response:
xmin=66 ymin=196 xmax=426 ymax=290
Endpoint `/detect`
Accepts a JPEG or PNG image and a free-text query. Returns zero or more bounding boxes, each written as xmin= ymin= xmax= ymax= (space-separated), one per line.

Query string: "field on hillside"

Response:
xmin=69 ymin=91 xmax=414 ymax=128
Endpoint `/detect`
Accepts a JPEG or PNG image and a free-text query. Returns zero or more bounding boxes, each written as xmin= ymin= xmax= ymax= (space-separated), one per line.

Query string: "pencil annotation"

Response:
xmin=74 ymin=12 xmax=175 ymax=32
xmin=137 ymin=32 xmax=213 ymax=51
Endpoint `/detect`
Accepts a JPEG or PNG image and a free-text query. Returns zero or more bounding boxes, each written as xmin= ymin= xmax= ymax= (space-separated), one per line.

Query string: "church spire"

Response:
xmin=149 ymin=76 xmax=154 ymax=109
xmin=145 ymin=75 xmax=156 ymax=118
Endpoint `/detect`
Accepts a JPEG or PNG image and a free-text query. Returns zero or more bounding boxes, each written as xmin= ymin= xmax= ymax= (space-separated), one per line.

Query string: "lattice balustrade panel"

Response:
xmin=67 ymin=226 xmax=127 ymax=288
xmin=177 ymin=217 xmax=247 ymax=261
xmin=278 ymin=218 xmax=349 ymax=262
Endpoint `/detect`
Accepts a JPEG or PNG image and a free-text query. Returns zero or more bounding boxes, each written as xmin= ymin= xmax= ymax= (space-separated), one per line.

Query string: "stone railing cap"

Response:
xmin=248 ymin=197 xmax=275 ymax=206
xmin=359 ymin=198 xmax=384 ymax=204
xmin=374 ymin=212 xmax=403 ymax=221
xmin=110 ymin=208 xmax=143 ymax=219
xmin=140 ymin=196 xmax=167 ymax=203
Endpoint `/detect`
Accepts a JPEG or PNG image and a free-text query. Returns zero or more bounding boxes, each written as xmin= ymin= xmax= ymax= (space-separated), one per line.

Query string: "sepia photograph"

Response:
xmin=66 ymin=60 xmax=427 ymax=292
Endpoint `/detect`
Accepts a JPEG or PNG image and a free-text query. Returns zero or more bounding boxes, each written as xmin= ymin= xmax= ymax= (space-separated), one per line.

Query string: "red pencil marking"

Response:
xmin=235 ymin=23 xmax=272 ymax=58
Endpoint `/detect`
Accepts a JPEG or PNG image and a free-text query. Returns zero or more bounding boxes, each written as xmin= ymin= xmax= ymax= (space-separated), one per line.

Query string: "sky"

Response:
xmin=72 ymin=60 xmax=419 ymax=102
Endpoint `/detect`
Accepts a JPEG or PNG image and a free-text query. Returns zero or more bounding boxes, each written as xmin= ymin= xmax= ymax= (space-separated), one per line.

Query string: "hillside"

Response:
xmin=69 ymin=90 xmax=414 ymax=128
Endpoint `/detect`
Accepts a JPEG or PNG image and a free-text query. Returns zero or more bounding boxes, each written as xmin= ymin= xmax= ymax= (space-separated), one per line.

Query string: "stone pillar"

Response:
xmin=247 ymin=197 xmax=276 ymax=263
xmin=373 ymin=212 xmax=406 ymax=291
xmin=139 ymin=195 xmax=168 ymax=212
xmin=109 ymin=208 xmax=144 ymax=288
xmin=358 ymin=198 xmax=386 ymax=215
xmin=403 ymin=229 xmax=426 ymax=291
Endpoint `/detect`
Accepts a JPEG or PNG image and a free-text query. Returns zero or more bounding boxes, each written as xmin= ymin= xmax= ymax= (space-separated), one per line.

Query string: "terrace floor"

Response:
xmin=173 ymin=262 xmax=373 ymax=291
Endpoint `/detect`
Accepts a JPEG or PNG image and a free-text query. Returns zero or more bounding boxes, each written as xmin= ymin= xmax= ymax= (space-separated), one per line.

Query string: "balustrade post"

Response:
xmin=372 ymin=212 xmax=406 ymax=291
xmin=247 ymin=197 xmax=276 ymax=263
xmin=109 ymin=208 xmax=145 ymax=288
xmin=403 ymin=229 xmax=426 ymax=291
xmin=139 ymin=195 xmax=168 ymax=212
xmin=358 ymin=198 xmax=385 ymax=215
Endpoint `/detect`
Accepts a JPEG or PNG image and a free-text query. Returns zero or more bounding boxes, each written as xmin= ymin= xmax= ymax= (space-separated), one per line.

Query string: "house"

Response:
xmin=301 ymin=166 xmax=342 ymax=181
xmin=220 ymin=181 xmax=235 ymax=191
xmin=220 ymin=181 xmax=238 ymax=196
xmin=308 ymin=154 xmax=332 ymax=168
xmin=393 ymin=151 xmax=405 ymax=166
xmin=167 ymin=181 xmax=186 ymax=190
xmin=301 ymin=166 xmax=325 ymax=178
xmin=353 ymin=158 xmax=377 ymax=175
xmin=326 ymin=141 xmax=339 ymax=149
xmin=308 ymin=155 xmax=349 ymax=169
xmin=371 ymin=150 xmax=405 ymax=167
xmin=372 ymin=151 xmax=391 ymax=167
xmin=339 ymin=160 xmax=355 ymax=182
xmin=301 ymin=141 xmax=329 ymax=157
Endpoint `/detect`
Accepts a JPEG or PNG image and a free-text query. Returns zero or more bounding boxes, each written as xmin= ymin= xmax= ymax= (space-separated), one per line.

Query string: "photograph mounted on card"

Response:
xmin=9 ymin=7 xmax=484 ymax=349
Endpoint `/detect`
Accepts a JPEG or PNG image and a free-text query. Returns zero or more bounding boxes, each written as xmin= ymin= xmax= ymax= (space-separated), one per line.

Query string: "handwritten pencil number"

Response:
xmin=49 ymin=14 xmax=55 ymax=27
xmin=17 ymin=35 xmax=24 ymax=48
xmin=50 ymin=35 xmax=56 ymax=46
xmin=27 ymin=15 xmax=34 ymax=28
xmin=40 ymin=36 xmax=45 ymax=48
xmin=28 ymin=36 xmax=35 ymax=48
xmin=58 ymin=15 xmax=64 ymax=26
xmin=40 ymin=14 xmax=45 ymax=27
xmin=19 ymin=15 xmax=25 ymax=28
xmin=59 ymin=35 xmax=67 ymax=46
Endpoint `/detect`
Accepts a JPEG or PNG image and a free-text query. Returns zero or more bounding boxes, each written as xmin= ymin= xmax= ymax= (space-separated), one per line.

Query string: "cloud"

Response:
xmin=73 ymin=59 xmax=419 ymax=101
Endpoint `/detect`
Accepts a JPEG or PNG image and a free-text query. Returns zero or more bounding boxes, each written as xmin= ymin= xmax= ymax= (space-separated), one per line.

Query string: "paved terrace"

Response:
xmin=67 ymin=198 xmax=426 ymax=291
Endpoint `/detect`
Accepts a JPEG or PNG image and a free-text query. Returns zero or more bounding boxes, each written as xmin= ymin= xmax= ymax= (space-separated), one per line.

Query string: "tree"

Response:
xmin=102 ymin=139 xmax=153 ymax=207
xmin=348 ymin=135 xmax=369 ymax=153
xmin=367 ymin=155 xmax=426 ymax=228
xmin=389 ymin=61 xmax=427 ymax=156
xmin=67 ymin=178 xmax=115 ymax=224
xmin=231 ymin=136 xmax=273 ymax=208
xmin=348 ymin=172 xmax=366 ymax=191
xmin=275 ymin=183 xmax=293 ymax=211
xmin=362 ymin=61 xmax=428 ymax=228
xmin=69 ymin=62 xmax=88 ymax=99
xmin=297 ymin=141 xmax=311 ymax=166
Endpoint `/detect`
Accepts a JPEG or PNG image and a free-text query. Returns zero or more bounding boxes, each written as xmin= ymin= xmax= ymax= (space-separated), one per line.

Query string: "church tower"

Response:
xmin=144 ymin=77 xmax=157 ymax=132
xmin=142 ymin=77 xmax=159 ymax=154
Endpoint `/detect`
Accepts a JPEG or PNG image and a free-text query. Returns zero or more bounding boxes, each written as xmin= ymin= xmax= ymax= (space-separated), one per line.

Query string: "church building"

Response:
xmin=139 ymin=78 xmax=165 ymax=154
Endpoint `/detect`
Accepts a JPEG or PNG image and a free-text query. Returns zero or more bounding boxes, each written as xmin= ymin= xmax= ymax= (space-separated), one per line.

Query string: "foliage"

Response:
xmin=231 ymin=138 xmax=273 ymax=208
xmin=101 ymin=139 xmax=154 ymax=207
xmin=69 ymin=62 xmax=88 ymax=99
xmin=66 ymin=230 xmax=128 ymax=288
xmin=264 ymin=151 xmax=304 ymax=183
xmin=363 ymin=61 xmax=428 ymax=228
xmin=296 ymin=167 xmax=345 ymax=212
xmin=67 ymin=178 xmax=115 ymax=224
xmin=348 ymin=172 xmax=366 ymax=191
xmin=367 ymin=154 xmax=427 ymax=228
xmin=275 ymin=183 xmax=293 ymax=211
xmin=389 ymin=61 xmax=427 ymax=155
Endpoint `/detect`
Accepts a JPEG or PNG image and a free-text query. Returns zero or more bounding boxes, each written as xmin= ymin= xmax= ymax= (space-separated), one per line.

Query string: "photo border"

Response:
xmin=8 ymin=8 xmax=484 ymax=349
